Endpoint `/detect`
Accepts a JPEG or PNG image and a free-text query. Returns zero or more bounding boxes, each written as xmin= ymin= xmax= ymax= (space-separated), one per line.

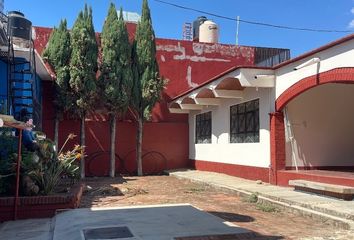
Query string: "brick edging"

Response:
xmin=0 ymin=182 xmax=85 ymax=222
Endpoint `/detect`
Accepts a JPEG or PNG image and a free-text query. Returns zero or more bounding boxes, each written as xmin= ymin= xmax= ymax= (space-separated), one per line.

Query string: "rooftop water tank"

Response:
xmin=8 ymin=11 xmax=32 ymax=41
xmin=192 ymin=16 xmax=207 ymax=41
xmin=199 ymin=20 xmax=218 ymax=43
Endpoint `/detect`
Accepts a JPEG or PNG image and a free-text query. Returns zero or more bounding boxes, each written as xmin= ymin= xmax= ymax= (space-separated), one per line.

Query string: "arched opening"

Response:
xmin=285 ymin=83 xmax=354 ymax=169
xmin=273 ymin=68 xmax=354 ymax=186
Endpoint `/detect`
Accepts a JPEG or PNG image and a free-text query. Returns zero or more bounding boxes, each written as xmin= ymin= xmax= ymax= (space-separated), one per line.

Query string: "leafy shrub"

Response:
xmin=0 ymin=131 xmax=81 ymax=196
xmin=27 ymin=144 xmax=81 ymax=195
xmin=256 ymin=202 xmax=280 ymax=213
xmin=0 ymin=129 xmax=20 ymax=195
xmin=247 ymin=192 xmax=259 ymax=203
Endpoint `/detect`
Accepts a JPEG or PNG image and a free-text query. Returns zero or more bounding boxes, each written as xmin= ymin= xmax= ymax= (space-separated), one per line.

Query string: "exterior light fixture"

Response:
xmin=254 ymin=74 xmax=275 ymax=80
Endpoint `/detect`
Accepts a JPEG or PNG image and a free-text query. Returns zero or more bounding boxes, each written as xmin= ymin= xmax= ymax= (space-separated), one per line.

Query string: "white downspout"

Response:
xmin=284 ymin=106 xmax=298 ymax=172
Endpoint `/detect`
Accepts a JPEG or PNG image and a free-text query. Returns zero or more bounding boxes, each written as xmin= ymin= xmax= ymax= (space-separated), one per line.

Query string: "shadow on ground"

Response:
xmin=208 ymin=211 xmax=255 ymax=223
xmin=175 ymin=232 xmax=284 ymax=240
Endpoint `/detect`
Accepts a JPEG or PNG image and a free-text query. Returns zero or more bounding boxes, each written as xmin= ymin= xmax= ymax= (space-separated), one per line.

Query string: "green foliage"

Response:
xmin=42 ymin=19 xmax=72 ymax=117
xmin=247 ymin=192 xmax=259 ymax=203
xmin=0 ymin=131 xmax=39 ymax=195
xmin=69 ymin=4 xmax=98 ymax=118
xmin=0 ymin=131 xmax=80 ymax=196
xmin=26 ymin=144 xmax=81 ymax=195
xmin=0 ymin=130 xmax=17 ymax=195
xmin=131 ymin=0 xmax=166 ymax=121
xmin=55 ymin=66 xmax=72 ymax=114
xmin=256 ymin=202 xmax=280 ymax=213
xmin=42 ymin=19 xmax=71 ymax=69
xmin=184 ymin=187 xmax=206 ymax=193
xmin=100 ymin=4 xmax=132 ymax=115
xmin=243 ymin=192 xmax=280 ymax=213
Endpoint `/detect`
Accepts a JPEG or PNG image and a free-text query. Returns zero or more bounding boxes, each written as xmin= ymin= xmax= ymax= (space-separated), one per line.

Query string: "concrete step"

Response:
xmin=289 ymin=179 xmax=354 ymax=200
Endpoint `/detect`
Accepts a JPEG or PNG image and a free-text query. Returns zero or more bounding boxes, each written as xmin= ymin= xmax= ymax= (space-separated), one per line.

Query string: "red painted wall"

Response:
xmin=37 ymin=24 xmax=256 ymax=176
xmin=43 ymin=82 xmax=188 ymax=176
xmin=190 ymin=160 xmax=270 ymax=183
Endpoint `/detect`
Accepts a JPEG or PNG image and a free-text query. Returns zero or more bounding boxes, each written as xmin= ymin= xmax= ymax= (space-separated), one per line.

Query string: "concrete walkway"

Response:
xmin=0 ymin=204 xmax=251 ymax=240
xmin=168 ymin=169 xmax=354 ymax=229
xmin=0 ymin=218 xmax=53 ymax=240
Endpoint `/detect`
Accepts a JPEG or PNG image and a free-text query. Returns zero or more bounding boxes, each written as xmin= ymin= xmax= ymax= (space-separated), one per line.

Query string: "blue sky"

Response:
xmin=4 ymin=0 xmax=354 ymax=57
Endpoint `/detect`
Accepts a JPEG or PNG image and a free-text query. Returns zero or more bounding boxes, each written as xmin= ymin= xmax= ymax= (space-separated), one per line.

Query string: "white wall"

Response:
xmin=275 ymin=39 xmax=354 ymax=99
xmin=189 ymin=87 xmax=273 ymax=168
xmin=285 ymin=83 xmax=354 ymax=167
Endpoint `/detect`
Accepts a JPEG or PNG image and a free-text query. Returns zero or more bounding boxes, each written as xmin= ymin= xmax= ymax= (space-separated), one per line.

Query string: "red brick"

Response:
xmin=269 ymin=112 xmax=286 ymax=185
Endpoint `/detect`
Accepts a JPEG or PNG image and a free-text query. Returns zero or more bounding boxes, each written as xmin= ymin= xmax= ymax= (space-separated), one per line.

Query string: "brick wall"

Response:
xmin=269 ymin=112 xmax=286 ymax=184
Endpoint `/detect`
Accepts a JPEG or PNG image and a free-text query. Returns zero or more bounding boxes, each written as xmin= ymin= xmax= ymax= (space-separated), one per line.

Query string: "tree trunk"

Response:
xmin=136 ymin=115 xmax=143 ymax=176
xmin=80 ymin=116 xmax=85 ymax=179
xmin=54 ymin=114 xmax=59 ymax=151
xmin=109 ymin=114 xmax=116 ymax=178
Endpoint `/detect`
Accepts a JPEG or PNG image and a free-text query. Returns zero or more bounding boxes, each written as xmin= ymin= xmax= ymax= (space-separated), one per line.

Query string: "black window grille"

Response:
xmin=230 ymin=99 xmax=259 ymax=143
xmin=195 ymin=111 xmax=211 ymax=144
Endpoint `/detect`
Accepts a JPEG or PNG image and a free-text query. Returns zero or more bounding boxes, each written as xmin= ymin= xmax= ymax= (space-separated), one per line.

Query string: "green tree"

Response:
xmin=69 ymin=5 xmax=98 ymax=178
xmin=131 ymin=0 xmax=166 ymax=176
xmin=100 ymin=4 xmax=133 ymax=177
xmin=42 ymin=19 xmax=71 ymax=150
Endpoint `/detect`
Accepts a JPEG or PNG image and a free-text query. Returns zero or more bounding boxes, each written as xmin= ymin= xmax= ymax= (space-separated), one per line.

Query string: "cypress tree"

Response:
xmin=131 ymin=0 xmax=166 ymax=176
xmin=69 ymin=5 xmax=98 ymax=178
xmin=100 ymin=4 xmax=132 ymax=177
xmin=42 ymin=19 xmax=72 ymax=150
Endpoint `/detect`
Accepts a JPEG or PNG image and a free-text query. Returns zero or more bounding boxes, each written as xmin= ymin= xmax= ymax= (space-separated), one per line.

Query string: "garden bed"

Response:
xmin=0 ymin=182 xmax=84 ymax=222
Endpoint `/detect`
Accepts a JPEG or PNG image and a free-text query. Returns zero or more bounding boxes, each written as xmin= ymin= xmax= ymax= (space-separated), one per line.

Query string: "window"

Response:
xmin=195 ymin=111 xmax=212 ymax=144
xmin=230 ymin=99 xmax=259 ymax=143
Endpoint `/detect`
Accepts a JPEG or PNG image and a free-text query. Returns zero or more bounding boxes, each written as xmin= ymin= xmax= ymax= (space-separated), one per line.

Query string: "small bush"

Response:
xmin=247 ymin=192 xmax=259 ymax=203
xmin=256 ymin=202 xmax=279 ymax=213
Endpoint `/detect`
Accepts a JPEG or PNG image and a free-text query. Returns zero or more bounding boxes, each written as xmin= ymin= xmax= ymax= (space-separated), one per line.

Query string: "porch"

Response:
xmin=273 ymin=67 xmax=354 ymax=187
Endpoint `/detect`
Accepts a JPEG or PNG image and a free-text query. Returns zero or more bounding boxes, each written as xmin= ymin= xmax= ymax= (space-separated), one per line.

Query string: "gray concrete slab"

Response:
xmin=289 ymin=179 xmax=354 ymax=194
xmin=168 ymin=170 xmax=354 ymax=229
xmin=0 ymin=218 xmax=52 ymax=240
xmin=53 ymin=204 xmax=248 ymax=240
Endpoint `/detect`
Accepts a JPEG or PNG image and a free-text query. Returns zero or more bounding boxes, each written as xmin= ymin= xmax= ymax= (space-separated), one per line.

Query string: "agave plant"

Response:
xmin=25 ymin=134 xmax=82 ymax=195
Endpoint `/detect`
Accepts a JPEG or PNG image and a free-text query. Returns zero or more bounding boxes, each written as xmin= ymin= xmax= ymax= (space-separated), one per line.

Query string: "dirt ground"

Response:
xmin=80 ymin=176 xmax=354 ymax=240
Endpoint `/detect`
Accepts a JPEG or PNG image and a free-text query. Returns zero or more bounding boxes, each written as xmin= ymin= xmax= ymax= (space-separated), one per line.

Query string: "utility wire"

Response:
xmin=154 ymin=0 xmax=354 ymax=33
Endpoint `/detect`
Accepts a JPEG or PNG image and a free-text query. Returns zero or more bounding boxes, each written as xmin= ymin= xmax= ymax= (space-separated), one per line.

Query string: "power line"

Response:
xmin=153 ymin=0 xmax=354 ymax=33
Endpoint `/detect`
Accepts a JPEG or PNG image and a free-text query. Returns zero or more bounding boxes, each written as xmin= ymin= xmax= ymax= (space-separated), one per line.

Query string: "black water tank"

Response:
xmin=8 ymin=11 xmax=32 ymax=40
xmin=193 ymin=16 xmax=207 ymax=41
